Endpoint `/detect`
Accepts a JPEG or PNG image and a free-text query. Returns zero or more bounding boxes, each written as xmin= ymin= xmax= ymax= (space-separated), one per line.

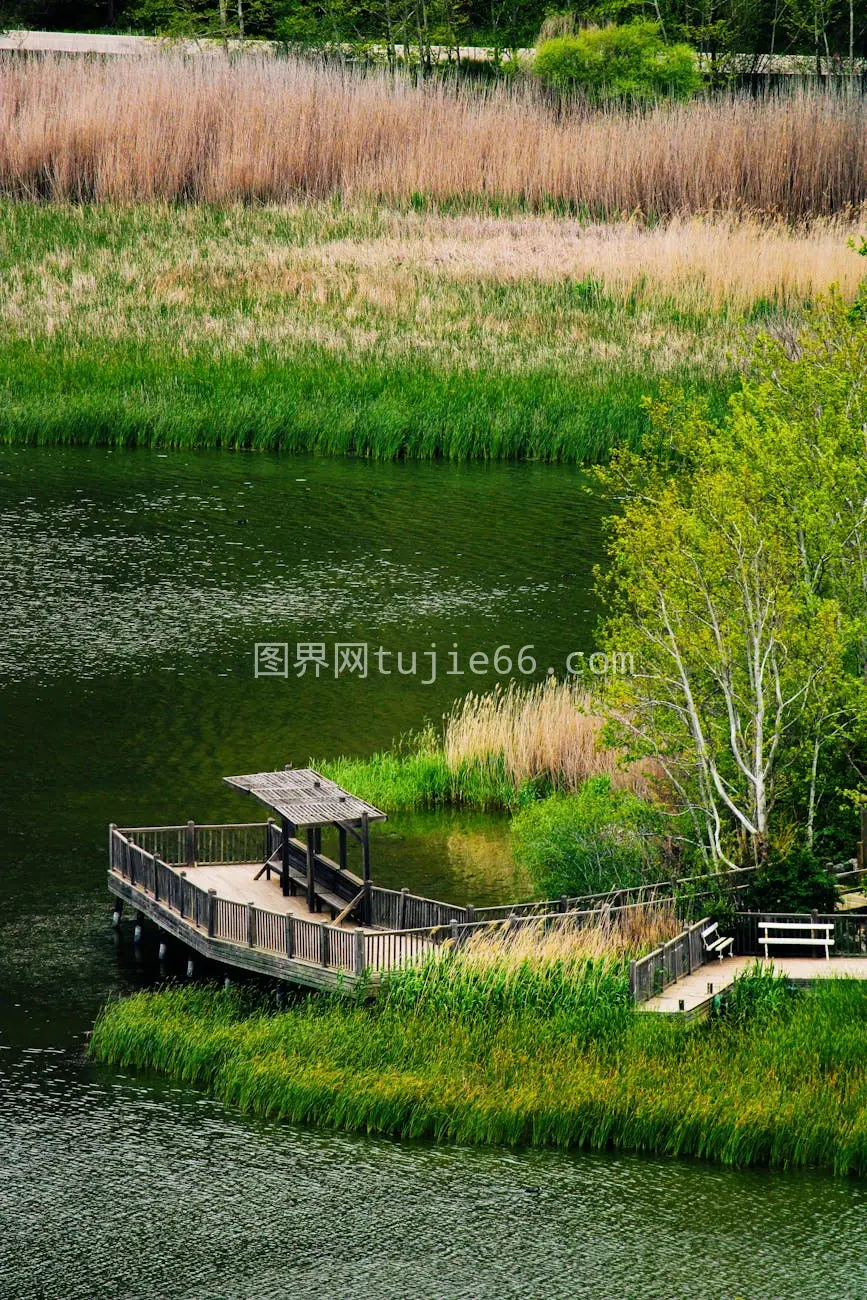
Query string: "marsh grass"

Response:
xmin=317 ymin=680 xmax=656 ymax=809
xmin=91 ymin=964 xmax=867 ymax=1174
xmin=0 ymin=202 xmax=862 ymax=459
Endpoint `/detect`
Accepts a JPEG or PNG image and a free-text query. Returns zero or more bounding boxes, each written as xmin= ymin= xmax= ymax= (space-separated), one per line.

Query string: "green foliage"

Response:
xmin=510 ymin=777 xmax=665 ymax=896
xmin=533 ymin=23 xmax=703 ymax=101
xmin=3 ymin=0 xmax=867 ymax=63
xmin=743 ymin=846 xmax=839 ymax=913
xmin=598 ymin=294 xmax=867 ymax=872
xmin=91 ymin=975 xmax=867 ymax=1174
xmin=315 ymin=747 xmax=522 ymax=810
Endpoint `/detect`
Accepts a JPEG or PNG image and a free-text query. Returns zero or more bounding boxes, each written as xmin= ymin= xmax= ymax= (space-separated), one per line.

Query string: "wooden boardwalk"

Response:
xmin=641 ymin=954 xmax=867 ymax=1017
xmin=181 ymin=862 xmax=363 ymax=927
xmin=108 ymin=803 xmax=867 ymax=1000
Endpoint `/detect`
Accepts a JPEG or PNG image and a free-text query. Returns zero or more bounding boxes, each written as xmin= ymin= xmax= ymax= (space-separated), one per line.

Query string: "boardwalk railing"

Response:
xmin=115 ymin=823 xmax=771 ymax=934
xmin=734 ymin=911 xmax=867 ymax=957
xmin=117 ymin=822 xmax=272 ymax=868
xmin=472 ymin=867 xmax=759 ymax=922
xmin=110 ymin=825 xmax=689 ymax=984
xmin=629 ymin=918 xmax=710 ymax=1004
xmin=369 ymin=885 xmax=468 ymax=930
xmin=110 ymin=826 xmax=366 ymax=975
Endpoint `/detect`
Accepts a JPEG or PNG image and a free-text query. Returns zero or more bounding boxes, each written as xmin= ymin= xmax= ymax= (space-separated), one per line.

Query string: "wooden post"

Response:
xmin=207 ymin=888 xmax=217 ymax=938
xmin=355 ymin=928 xmax=366 ymax=976
xmin=338 ymin=826 xmax=348 ymax=871
xmin=361 ymin=814 xmax=371 ymax=926
xmin=109 ymin=823 xmax=117 ymax=872
xmin=306 ymin=827 xmax=316 ymax=913
xmin=186 ymin=820 xmax=196 ymax=867
xmin=285 ymin=914 xmax=295 ymax=958
xmin=179 ymin=870 xmax=187 ymax=918
xmin=466 ymin=904 xmax=475 ymax=924
xmin=560 ymin=894 xmax=568 ymax=913
xmin=265 ymin=818 xmax=274 ymax=879
xmin=320 ymin=924 xmax=330 ymax=967
xmin=629 ymin=958 xmax=636 ymax=1002
xmin=860 ymin=806 xmax=867 ymax=877
xmin=152 ymin=853 xmax=159 ymax=903
xmin=281 ymin=817 xmax=291 ymax=898
xmin=128 ymin=837 xmax=136 ymax=886
xmin=398 ymin=887 xmax=409 ymax=929
xmin=247 ymin=903 xmax=257 ymax=948
xmin=313 ymin=826 xmax=322 ymax=855
xmin=450 ymin=920 xmax=459 ymax=948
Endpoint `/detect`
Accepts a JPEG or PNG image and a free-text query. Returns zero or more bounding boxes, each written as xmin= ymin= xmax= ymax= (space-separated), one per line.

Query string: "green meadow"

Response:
xmin=0 ymin=201 xmax=826 ymax=463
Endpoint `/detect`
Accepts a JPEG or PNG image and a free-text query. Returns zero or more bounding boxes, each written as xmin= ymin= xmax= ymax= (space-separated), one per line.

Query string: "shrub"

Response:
xmin=533 ymin=23 xmax=703 ymax=103
xmin=742 ymin=846 xmax=839 ymax=914
xmin=510 ymin=776 xmax=664 ymax=898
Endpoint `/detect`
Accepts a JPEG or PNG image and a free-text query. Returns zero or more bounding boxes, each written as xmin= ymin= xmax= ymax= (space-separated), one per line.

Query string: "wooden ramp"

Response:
xmin=641 ymin=954 xmax=867 ymax=1017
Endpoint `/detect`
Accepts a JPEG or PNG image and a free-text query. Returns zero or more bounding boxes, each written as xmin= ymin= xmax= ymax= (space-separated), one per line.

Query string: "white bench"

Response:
xmin=761 ymin=919 xmax=834 ymax=961
xmin=701 ymin=921 xmax=734 ymax=960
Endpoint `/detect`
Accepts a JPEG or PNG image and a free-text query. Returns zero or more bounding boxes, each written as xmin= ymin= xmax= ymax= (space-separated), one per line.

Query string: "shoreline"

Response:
xmin=89 ymin=976 xmax=867 ymax=1176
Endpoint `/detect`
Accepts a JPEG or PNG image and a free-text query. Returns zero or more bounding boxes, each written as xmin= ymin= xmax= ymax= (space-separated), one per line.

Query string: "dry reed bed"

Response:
xmin=310 ymin=212 xmax=867 ymax=310
xmin=452 ymin=901 xmax=679 ymax=968
xmin=1 ymin=55 xmax=865 ymax=216
xmin=443 ymin=680 xmax=658 ymax=797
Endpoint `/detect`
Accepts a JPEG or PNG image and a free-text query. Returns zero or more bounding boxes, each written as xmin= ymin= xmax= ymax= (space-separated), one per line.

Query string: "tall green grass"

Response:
xmin=0 ymin=334 xmax=727 ymax=463
xmin=0 ymin=200 xmax=790 ymax=463
xmin=314 ymin=748 xmax=524 ymax=811
xmin=91 ymin=967 xmax=867 ymax=1174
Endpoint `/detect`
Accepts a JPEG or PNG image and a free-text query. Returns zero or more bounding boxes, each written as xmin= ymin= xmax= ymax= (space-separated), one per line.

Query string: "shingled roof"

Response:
xmin=223 ymin=768 xmax=387 ymax=827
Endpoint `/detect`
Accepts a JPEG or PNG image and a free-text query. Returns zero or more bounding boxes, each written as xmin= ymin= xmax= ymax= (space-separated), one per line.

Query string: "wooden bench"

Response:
xmin=257 ymin=848 xmax=358 ymax=920
xmin=761 ymin=919 xmax=834 ymax=961
xmin=701 ymin=921 xmax=734 ymax=960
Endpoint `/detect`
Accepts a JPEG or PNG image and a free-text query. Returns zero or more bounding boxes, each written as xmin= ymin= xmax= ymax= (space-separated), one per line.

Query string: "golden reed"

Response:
xmin=1 ymin=54 xmax=865 ymax=216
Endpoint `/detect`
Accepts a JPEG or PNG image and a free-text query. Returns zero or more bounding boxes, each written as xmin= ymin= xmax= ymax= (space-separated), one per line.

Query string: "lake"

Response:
xmin=1 ymin=445 xmax=865 ymax=1299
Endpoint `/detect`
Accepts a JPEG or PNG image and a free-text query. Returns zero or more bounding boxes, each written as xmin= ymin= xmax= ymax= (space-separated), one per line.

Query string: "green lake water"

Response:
xmin=1 ymin=445 xmax=865 ymax=1298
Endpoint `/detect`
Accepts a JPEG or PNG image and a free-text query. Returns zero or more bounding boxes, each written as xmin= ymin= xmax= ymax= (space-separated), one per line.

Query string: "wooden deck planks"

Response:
xmin=641 ymin=954 xmax=867 ymax=1015
xmin=181 ymin=863 xmax=363 ymax=929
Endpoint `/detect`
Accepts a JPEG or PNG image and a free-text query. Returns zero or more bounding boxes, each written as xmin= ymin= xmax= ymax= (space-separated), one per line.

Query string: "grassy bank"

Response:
xmin=90 ymin=955 xmax=867 ymax=1174
xmin=1 ymin=203 xmax=863 ymax=460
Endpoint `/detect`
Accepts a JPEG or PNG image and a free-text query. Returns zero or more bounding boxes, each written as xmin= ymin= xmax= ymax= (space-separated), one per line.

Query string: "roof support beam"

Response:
xmin=306 ymin=826 xmax=316 ymax=913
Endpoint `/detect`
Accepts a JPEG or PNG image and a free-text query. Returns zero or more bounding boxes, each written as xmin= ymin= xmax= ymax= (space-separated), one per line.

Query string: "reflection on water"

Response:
xmin=1 ymin=446 xmax=863 ymax=1298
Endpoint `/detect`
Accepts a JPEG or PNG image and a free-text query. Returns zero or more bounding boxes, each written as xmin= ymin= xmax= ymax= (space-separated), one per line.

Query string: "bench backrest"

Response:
xmin=701 ymin=922 xmax=718 ymax=941
xmin=761 ymin=920 xmax=833 ymax=934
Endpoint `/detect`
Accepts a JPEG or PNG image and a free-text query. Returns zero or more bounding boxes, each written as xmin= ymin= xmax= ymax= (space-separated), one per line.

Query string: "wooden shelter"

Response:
xmin=224 ymin=768 xmax=386 ymax=922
